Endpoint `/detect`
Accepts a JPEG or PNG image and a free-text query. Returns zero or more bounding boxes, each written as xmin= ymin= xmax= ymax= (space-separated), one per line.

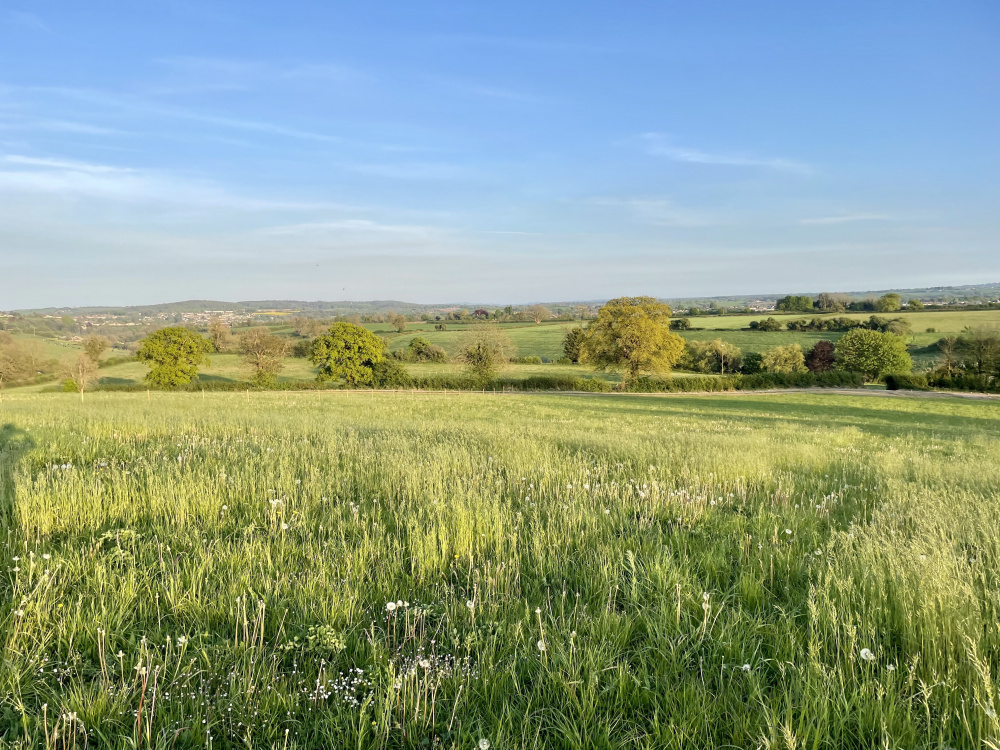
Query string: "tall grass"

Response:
xmin=1 ymin=391 xmax=998 ymax=748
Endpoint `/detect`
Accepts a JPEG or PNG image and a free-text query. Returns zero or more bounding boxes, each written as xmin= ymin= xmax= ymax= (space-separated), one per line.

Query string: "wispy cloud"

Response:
xmin=3 ymin=11 xmax=50 ymax=33
xmin=0 ymin=153 xmax=348 ymax=211
xmin=258 ymin=219 xmax=446 ymax=237
xmin=592 ymin=196 xmax=716 ymax=227
xmin=643 ymin=133 xmax=811 ymax=174
xmin=350 ymin=162 xmax=467 ymax=180
xmin=799 ymin=213 xmax=893 ymax=225
xmin=148 ymin=57 xmax=362 ymax=95
xmin=28 ymin=86 xmax=345 ymax=144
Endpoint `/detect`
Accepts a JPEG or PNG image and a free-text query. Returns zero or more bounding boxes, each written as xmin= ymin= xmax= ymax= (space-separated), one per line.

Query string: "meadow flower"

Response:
xmin=742 ymin=664 xmax=751 ymax=672
xmin=466 ymin=600 xmax=475 ymax=610
xmin=385 ymin=602 xmax=397 ymax=613
xmin=886 ymin=664 xmax=895 ymax=672
xmin=860 ymin=648 xmax=875 ymax=662
xmin=785 ymin=529 xmax=792 ymax=535
xmin=537 ymin=640 xmax=546 ymax=652
xmin=479 ymin=740 xmax=491 ymax=750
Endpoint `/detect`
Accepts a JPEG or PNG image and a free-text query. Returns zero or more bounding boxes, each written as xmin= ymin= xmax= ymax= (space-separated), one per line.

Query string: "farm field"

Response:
xmin=1 ymin=391 xmax=998 ymax=748
xmin=678 ymin=308 xmax=1000 ymax=332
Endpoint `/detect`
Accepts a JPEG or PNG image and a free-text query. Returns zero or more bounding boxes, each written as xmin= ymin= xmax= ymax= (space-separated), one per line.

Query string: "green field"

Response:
xmin=1 ymin=390 xmax=998 ymax=748
xmin=680 ymin=308 xmax=1000 ymax=333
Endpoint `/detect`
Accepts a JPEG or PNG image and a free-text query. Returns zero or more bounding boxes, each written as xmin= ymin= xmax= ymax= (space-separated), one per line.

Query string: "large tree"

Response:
xmin=208 ymin=318 xmax=234 ymax=352
xmin=238 ymin=327 xmax=288 ymax=386
xmin=0 ymin=333 xmax=33 ymax=389
xmin=875 ymin=293 xmax=902 ymax=313
xmin=82 ymin=335 xmax=109 ymax=364
xmin=805 ymin=340 xmax=836 ymax=372
xmin=562 ymin=327 xmax=586 ymax=363
xmin=581 ymin=297 xmax=685 ymax=381
xmin=835 ymin=328 xmax=912 ymax=380
xmin=525 ymin=305 xmax=551 ymax=324
xmin=386 ymin=312 xmax=409 ymax=334
xmin=686 ymin=339 xmax=742 ymax=375
xmin=62 ymin=354 xmax=99 ymax=400
xmin=309 ymin=323 xmax=386 ymax=385
xmin=457 ymin=323 xmax=514 ymax=386
xmin=959 ymin=326 xmax=1000 ymax=376
xmin=136 ymin=327 xmax=212 ymax=387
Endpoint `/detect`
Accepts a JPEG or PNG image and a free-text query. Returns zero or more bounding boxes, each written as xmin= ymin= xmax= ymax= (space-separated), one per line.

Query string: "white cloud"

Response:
xmin=643 ymin=133 xmax=811 ymax=174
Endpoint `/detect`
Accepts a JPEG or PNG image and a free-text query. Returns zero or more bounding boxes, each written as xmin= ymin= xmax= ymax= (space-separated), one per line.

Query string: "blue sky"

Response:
xmin=1 ymin=1 xmax=998 ymax=307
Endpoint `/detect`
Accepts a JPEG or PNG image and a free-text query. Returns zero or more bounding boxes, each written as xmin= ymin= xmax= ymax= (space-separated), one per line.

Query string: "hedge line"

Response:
xmin=83 ymin=370 xmax=864 ymax=394
xmin=885 ymin=372 xmax=1000 ymax=394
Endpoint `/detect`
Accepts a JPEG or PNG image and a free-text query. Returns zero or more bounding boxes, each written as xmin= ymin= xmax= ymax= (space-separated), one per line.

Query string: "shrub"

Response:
xmin=372 ymin=359 xmax=413 ymax=388
xmin=511 ymin=355 xmax=543 ymax=365
xmin=740 ymin=352 xmax=764 ymax=374
xmin=291 ymin=339 xmax=313 ymax=358
xmin=405 ymin=337 xmax=448 ymax=363
xmin=749 ymin=317 xmax=782 ymax=332
xmin=884 ymin=373 xmax=929 ymax=391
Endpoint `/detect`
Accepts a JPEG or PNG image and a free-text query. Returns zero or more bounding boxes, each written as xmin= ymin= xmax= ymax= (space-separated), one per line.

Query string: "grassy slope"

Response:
xmin=0 ymin=391 xmax=997 ymax=748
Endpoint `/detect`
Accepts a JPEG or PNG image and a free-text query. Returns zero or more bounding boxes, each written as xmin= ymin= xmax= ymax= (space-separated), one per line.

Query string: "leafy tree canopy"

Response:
xmin=309 ymin=323 xmax=386 ymax=385
xmin=136 ymin=327 xmax=212 ymax=387
xmin=562 ymin=327 xmax=586 ymax=363
xmin=581 ymin=296 xmax=685 ymax=380
xmin=776 ymin=295 xmax=815 ymax=312
xmin=761 ymin=343 xmax=808 ymax=374
xmin=835 ymin=328 xmax=912 ymax=380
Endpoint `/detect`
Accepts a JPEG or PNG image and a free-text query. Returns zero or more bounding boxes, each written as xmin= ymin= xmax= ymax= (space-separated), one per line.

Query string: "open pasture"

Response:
xmin=1 ymin=391 xmax=998 ymax=748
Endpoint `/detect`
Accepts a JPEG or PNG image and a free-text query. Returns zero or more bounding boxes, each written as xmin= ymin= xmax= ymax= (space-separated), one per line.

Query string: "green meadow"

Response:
xmin=1 ymin=390 xmax=998 ymax=748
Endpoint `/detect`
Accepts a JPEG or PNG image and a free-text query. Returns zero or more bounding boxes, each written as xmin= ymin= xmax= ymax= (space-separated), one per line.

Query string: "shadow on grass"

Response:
xmin=578 ymin=394 xmax=1000 ymax=439
xmin=1 ymin=423 xmax=34 ymax=632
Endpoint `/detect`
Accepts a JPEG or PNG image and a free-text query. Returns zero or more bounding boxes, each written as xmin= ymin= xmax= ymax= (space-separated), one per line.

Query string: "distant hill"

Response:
xmin=11 ymin=282 xmax=1000 ymax=316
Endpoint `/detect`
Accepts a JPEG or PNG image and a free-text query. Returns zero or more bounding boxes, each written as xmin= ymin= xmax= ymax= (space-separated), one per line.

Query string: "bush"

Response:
xmin=372 ymin=359 xmax=413 ymax=388
xmin=884 ymin=373 xmax=929 ymax=391
xmin=405 ymin=337 xmax=448 ymax=363
xmin=740 ymin=352 xmax=764 ymax=374
xmin=926 ymin=372 xmax=1000 ymax=393
xmin=749 ymin=318 xmax=782 ymax=332
xmin=511 ymin=355 xmax=543 ymax=364
xmin=291 ymin=339 xmax=313 ymax=358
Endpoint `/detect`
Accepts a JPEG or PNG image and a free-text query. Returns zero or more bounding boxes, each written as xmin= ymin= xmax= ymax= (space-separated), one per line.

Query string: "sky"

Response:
xmin=1 ymin=1 xmax=998 ymax=308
